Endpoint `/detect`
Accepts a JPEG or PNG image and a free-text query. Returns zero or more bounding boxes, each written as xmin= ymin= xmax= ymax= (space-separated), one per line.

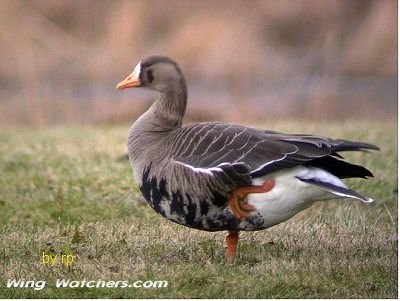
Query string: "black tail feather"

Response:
xmin=297 ymin=177 xmax=374 ymax=204
xmin=305 ymin=156 xmax=374 ymax=179
xmin=333 ymin=140 xmax=380 ymax=152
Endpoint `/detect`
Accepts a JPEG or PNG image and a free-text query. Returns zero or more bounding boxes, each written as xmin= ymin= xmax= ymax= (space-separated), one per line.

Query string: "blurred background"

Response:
xmin=0 ymin=0 xmax=397 ymax=126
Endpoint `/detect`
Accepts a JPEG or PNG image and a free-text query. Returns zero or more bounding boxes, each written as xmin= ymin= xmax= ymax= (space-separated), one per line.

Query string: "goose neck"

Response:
xmin=151 ymin=81 xmax=187 ymax=129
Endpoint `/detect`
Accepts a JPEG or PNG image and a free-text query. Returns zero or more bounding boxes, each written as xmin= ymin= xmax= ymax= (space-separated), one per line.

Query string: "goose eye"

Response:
xmin=147 ymin=70 xmax=154 ymax=83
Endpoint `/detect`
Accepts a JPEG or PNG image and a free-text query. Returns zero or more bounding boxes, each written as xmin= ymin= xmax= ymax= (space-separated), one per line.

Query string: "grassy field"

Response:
xmin=0 ymin=120 xmax=397 ymax=298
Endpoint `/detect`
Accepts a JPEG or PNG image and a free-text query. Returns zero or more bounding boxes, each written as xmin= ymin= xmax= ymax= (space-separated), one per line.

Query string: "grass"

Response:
xmin=0 ymin=120 xmax=397 ymax=298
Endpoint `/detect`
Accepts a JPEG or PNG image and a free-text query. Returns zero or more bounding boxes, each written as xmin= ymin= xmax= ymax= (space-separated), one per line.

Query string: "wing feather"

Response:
xmin=171 ymin=122 xmax=378 ymax=179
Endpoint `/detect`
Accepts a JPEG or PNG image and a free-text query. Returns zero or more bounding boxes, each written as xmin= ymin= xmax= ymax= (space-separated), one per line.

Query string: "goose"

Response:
xmin=116 ymin=56 xmax=379 ymax=261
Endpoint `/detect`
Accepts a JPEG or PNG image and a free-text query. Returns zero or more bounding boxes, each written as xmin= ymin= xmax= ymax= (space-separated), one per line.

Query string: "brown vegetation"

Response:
xmin=0 ymin=0 xmax=397 ymax=125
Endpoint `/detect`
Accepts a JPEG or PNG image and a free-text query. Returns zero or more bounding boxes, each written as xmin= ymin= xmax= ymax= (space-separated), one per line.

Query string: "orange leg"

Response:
xmin=226 ymin=230 xmax=239 ymax=262
xmin=228 ymin=178 xmax=275 ymax=219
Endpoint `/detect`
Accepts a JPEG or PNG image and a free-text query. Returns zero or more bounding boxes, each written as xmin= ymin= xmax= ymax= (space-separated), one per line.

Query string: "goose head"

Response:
xmin=116 ymin=56 xmax=185 ymax=94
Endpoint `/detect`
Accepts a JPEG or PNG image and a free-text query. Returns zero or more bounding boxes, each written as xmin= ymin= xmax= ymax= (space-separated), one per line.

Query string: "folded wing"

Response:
xmin=171 ymin=122 xmax=379 ymax=179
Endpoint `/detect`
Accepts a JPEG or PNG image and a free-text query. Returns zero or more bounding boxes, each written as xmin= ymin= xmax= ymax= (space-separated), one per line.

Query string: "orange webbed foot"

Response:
xmin=228 ymin=178 xmax=275 ymax=220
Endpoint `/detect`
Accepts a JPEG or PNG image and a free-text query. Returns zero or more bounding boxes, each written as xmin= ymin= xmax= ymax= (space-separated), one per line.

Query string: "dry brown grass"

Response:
xmin=0 ymin=0 xmax=396 ymax=125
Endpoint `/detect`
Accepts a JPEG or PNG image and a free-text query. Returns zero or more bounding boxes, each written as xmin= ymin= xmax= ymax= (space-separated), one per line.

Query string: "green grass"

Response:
xmin=0 ymin=120 xmax=397 ymax=298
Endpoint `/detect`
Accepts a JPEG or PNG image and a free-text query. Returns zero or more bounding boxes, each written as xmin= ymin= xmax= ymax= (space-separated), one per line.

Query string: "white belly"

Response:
xmin=244 ymin=166 xmax=340 ymax=228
